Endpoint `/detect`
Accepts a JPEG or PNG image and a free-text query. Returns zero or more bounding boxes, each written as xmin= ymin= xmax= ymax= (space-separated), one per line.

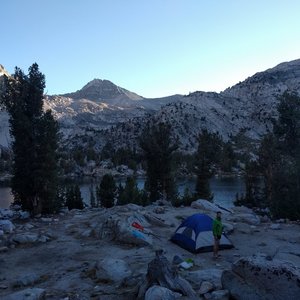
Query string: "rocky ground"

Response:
xmin=0 ymin=200 xmax=300 ymax=300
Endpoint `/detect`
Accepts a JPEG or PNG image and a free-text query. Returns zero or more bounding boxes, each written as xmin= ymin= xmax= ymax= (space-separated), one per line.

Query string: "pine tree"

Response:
xmin=34 ymin=110 xmax=60 ymax=213
xmin=117 ymin=176 xmax=141 ymax=205
xmin=258 ymin=133 xmax=278 ymax=207
xmin=258 ymin=92 xmax=300 ymax=220
xmin=194 ymin=129 xmax=222 ymax=201
xmin=220 ymin=141 xmax=236 ymax=172
xmin=140 ymin=122 xmax=178 ymax=202
xmin=273 ymin=92 xmax=300 ymax=157
xmin=1 ymin=64 xmax=60 ymax=215
xmin=243 ymin=160 xmax=262 ymax=208
xmin=96 ymin=174 xmax=116 ymax=208
xmin=65 ymin=184 xmax=84 ymax=210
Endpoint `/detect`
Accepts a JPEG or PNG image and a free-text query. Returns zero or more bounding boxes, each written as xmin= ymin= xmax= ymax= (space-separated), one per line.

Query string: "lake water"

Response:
xmin=77 ymin=176 xmax=245 ymax=209
xmin=0 ymin=176 xmax=245 ymax=209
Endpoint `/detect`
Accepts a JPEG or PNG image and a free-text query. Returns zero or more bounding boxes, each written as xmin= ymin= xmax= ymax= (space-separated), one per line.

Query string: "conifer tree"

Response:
xmin=96 ymin=174 xmax=116 ymax=208
xmin=258 ymin=133 xmax=278 ymax=207
xmin=243 ymin=160 xmax=262 ymax=207
xmin=140 ymin=122 xmax=178 ymax=202
xmin=117 ymin=176 xmax=140 ymax=205
xmin=194 ymin=129 xmax=222 ymax=201
xmin=220 ymin=141 xmax=236 ymax=172
xmin=258 ymin=92 xmax=300 ymax=220
xmin=273 ymin=92 xmax=300 ymax=157
xmin=65 ymin=184 xmax=84 ymax=210
xmin=1 ymin=64 xmax=60 ymax=215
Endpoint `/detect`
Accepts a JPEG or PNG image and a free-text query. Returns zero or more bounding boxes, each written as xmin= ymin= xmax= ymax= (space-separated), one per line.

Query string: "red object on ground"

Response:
xmin=132 ymin=222 xmax=144 ymax=231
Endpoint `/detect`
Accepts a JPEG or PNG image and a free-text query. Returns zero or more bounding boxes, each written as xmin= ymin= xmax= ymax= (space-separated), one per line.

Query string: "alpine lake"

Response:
xmin=0 ymin=176 xmax=245 ymax=209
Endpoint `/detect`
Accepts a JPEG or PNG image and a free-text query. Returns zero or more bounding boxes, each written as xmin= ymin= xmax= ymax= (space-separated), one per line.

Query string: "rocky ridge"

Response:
xmin=0 ymin=64 xmax=10 ymax=78
xmin=0 ymin=59 xmax=300 ymax=152
xmin=49 ymin=58 xmax=300 ymax=153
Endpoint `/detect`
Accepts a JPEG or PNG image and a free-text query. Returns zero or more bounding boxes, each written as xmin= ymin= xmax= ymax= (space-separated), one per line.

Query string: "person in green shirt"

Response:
xmin=212 ymin=211 xmax=223 ymax=259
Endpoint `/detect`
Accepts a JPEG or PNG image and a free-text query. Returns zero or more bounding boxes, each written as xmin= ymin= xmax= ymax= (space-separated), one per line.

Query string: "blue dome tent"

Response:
xmin=171 ymin=213 xmax=233 ymax=253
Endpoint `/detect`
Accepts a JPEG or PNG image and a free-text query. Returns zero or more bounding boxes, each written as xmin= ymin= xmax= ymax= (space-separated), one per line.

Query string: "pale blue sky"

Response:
xmin=2 ymin=0 xmax=300 ymax=97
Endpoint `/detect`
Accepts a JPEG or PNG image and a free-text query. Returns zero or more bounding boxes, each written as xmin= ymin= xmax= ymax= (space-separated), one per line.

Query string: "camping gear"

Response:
xmin=131 ymin=221 xmax=162 ymax=240
xmin=132 ymin=222 xmax=144 ymax=231
xmin=171 ymin=213 xmax=234 ymax=253
xmin=179 ymin=258 xmax=194 ymax=269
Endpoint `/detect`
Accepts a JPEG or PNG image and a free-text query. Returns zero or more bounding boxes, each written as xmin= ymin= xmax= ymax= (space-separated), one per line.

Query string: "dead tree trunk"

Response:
xmin=137 ymin=249 xmax=197 ymax=299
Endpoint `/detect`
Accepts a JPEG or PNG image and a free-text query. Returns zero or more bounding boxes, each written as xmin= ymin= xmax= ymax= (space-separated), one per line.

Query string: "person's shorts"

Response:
xmin=214 ymin=235 xmax=221 ymax=240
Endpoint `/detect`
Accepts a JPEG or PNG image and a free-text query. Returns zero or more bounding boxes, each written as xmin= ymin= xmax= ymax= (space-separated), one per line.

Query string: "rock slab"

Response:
xmin=222 ymin=256 xmax=300 ymax=300
xmin=2 ymin=288 xmax=45 ymax=300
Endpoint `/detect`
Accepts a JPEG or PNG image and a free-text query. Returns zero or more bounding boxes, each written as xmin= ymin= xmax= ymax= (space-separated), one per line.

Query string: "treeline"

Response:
xmin=235 ymin=92 xmax=300 ymax=220
xmin=66 ymin=123 xmax=237 ymax=209
xmin=59 ymin=131 xmax=236 ymax=178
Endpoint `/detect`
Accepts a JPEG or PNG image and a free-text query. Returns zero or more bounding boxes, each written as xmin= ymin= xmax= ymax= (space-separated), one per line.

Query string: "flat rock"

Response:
xmin=191 ymin=199 xmax=231 ymax=214
xmin=40 ymin=217 xmax=52 ymax=222
xmin=13 ymin=233 xmax=37 ymax=244
xmin=235 ymin=223 xmax=253 ymax=234
xmin=222 ymin=256 xmax=300 ymax=300
xmin=116 ymin=203 xmax=142 ymax=212
xmin=13 ymin=273 xmax=40 ymax=287
xmin=145 ymin=285 xmax=182 ymax=300
xmin=143 ymin=213 xmax=171 ymax=227
xmin=23 ymin=224 xmax=35 ymax=230
xmin=183 ymin=269 xmax=223 ymax=290
xmin=221 ymin=270 xmax=264 ymax=300
xmin=211 ymin=289 xmax=229 ymax=300
xmin=2 ymin=288 xmax=45 ymax=300
xmin=270 ymin=224 xmax=281 ymax=230
xmin=226 ymin=213 xmax=260 ymax=225
xmin=96 ymin=258 xmax=132 ymax=283
xmin=222 ymin=222 xmax=234 ymax=234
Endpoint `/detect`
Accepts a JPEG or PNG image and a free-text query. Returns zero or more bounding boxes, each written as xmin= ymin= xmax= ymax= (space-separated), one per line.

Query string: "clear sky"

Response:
xmin=2 ymin=0 xmax=300 ymax=98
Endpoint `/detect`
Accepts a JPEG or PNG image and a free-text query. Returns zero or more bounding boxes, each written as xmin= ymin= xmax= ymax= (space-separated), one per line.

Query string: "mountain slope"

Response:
xmin=0 ymin=64 xmax=10 ymax=78
xmin=1 ymin=59 xmax=300 ymax=153
xmin=95 ymin=59 xmax=300 ymax=152
xmin=157 ymin=59 xmax=300 ymax=143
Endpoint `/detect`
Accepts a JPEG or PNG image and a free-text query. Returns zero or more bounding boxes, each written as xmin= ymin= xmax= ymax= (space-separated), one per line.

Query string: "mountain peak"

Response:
xmin=62 ymin=78 xmax=143 ymax=102
xmin=83 ymin=79 xmax=114 ymax=89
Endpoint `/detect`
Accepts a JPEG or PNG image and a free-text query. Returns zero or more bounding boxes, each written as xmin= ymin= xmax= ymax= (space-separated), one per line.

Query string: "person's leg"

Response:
xmin=214 ymin=237 xmax=220 ymax=258
xmin=213 ymin=236 xmax=218 ymax=258
xmin=216 ymin=238 xmax=220 ymax=257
